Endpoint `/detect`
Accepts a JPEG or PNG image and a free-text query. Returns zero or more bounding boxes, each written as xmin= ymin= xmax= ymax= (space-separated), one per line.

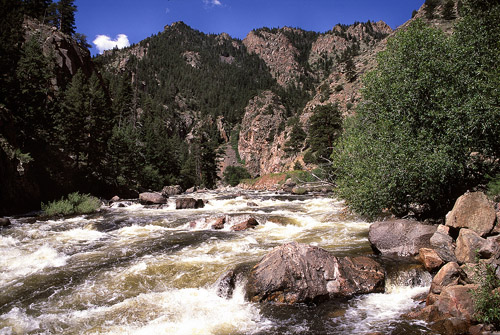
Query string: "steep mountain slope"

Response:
xmin=99 ymin=19 xmax=393 ymax=179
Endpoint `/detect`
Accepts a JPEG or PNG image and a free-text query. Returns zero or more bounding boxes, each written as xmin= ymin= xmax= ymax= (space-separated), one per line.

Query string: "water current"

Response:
xmin=0 ymin=191 xmax=435 ymax=334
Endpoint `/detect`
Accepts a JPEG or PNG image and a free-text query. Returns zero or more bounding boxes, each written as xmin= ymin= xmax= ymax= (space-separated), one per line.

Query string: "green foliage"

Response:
xmin=223 ymin=166 xmax=251 ymax=186
xmin=424 ymin=0 xmax=439 ymax=19
xmin=470 ymin=262 xmax=500 ymax=328
xmin=486 ymin=175 xmax=500 ymax=201
xmin=42 ymin=192 xmax=101 ymax=216
xmin=332 ymin=13 xmax=500 ymax=219
xmin=57 ymin=0 xmax=76 ymax=35
xmin=442 ymin=0 xmax=456 ymax=19
xmin=285 ymin=122 xmax=306 ymax=154
xmin=308 ymin=104 xmax=342 ymax=163
xmin=293 ymin=161 xmax=303 ymax=171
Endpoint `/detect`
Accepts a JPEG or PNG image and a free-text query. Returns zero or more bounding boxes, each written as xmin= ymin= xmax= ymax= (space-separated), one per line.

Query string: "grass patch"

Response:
xmin=42 ymin=192 xmax=101 ymax=217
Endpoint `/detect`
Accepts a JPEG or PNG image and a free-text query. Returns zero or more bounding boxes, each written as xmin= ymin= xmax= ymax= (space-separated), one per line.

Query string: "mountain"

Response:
xmin=0 ymin=0 xmax=462 ymax=215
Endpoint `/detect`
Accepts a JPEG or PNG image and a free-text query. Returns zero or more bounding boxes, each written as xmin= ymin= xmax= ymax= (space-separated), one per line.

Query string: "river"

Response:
xmin=0 ymin=191 xmax=435 ymax=334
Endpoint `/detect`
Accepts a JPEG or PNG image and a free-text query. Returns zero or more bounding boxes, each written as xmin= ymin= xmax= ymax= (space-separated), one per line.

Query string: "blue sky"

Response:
xmin=75 ymin=0 xmax=425 ymax=55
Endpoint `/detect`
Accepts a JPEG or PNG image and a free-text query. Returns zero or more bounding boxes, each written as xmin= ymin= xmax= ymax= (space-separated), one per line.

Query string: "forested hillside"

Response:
xmin=2 ymin=0 xmax=479 ymax=217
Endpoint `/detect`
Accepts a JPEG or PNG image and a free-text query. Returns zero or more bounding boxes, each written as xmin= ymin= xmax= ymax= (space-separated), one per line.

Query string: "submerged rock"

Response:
xmin=231 ymin=217 xmax=259 ymax=231
xmin=175 ymin=198 xmax=205 ymax=209
xmin=369 ymin=219 xmax=437 ymax=257
xmin=246 ymin=242 xmax=384 ymax=304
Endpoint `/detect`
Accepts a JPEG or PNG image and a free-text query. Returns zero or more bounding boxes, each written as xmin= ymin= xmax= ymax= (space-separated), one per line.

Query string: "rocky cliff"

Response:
xmin=238 ymin=91 xmax=290 ymax=176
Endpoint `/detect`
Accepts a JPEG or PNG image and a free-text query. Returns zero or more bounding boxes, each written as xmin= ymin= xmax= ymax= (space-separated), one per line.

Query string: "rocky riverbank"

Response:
xmin=370 ymin=192 xmax=500 ymax=334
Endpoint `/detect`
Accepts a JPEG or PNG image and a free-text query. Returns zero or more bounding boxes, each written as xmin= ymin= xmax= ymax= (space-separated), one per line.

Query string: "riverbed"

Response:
xmin=0 ymin=191 xmax=434 ymax=334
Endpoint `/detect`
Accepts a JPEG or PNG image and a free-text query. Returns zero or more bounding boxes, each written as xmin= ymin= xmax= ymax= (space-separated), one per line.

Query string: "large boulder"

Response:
xmin=161 ymin=185 xmax=183 ymax=196
xmin=175 ymin=198 xmax=205 ymax=209
xmin=433 ymin=284 xmax=476 ymax=322
xmin=430 ymin=262 xmax=467 ymax=294
xmin=0 ymin=218 xmax=11 ymax=227
xmin=446 ymin=192 xmax=496 ymax=237
xmin=455 ymin=229 xmax=487 ymax=264
xmin=418 ymin=248 xmax=443 ymax=272
xmin=139 ymin=192 xmax=168 ymax=204
xmin=246 ymin=242 xmax=385 ymax=304
xmin=368 ymin=219 xmax=437 ymax=257
xmin=430 ymin=226 xmax=457 ymax=263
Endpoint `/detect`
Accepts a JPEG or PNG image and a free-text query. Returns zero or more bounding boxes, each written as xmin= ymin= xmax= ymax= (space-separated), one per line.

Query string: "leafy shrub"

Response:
xmin=332 ymin=13 xmax=500 ymax=219
xmin=486 ymin=174 xmax=500 ymax=201
xmin=223 ymin=166 xmax=251 ymax=186
xmin=470 ymin=262 xmax=500 ymax=328
xmin=42 ymin=192 xmax=101 ymax=216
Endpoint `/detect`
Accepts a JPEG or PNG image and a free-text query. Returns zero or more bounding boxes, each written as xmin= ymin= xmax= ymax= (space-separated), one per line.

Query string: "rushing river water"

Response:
xmin=0 ymin=191 xmax=435 ymax=334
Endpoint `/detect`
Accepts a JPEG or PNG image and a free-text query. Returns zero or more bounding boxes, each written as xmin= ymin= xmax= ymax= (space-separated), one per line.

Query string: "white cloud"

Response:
xmin=203 ymin=0 xmax=222 ymax=6
xmin=93 ymin=34 xmax=130 ymax=54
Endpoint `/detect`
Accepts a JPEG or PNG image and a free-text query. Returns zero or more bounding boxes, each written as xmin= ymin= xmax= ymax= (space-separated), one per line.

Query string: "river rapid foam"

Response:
xmin=0 ymin=191 xmax=433 ymax=334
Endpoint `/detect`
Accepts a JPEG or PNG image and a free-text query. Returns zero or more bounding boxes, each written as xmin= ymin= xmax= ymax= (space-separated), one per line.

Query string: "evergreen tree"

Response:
xmin=56 ymin=69 xmax=88 ymax=167
xmin=15 ymin=34 xmax=54 ymax=144
xmin=308 ymin=104 xmax=342 ymax=162
xmin=442 ymin=0 xmax=456 ymax=19
xmin=0 ymin=0 xmax=24 ymax=106
xmin=424 ymin=0 xmax=439 ymax=19
xmin=23 ymin=0 xmax=51 ymax=20
xmin=285 ymin=121 xmax=307 ymax=154
xmin=57 ymin=0 xmax=76 ymax=35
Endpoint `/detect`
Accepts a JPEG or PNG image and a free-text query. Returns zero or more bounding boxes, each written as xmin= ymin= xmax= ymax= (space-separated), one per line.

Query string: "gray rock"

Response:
xmin=161 ymin=185 xmax=183 ymax=196
xmin=139 ymin=192 xmax=168 ymax=204
xmin=175 ymin=198 xmax=205 ymax=209
xmin=455 ymin=229 xmax=486 ymax=264
xmin=430 ymin=228 xmax=457 ymax=263
xmin=0 ymin=218 xmax=11 ymax=227
xmin=368 ymin=219 xmax=437 ymax=257
xmin=246 ymin=242 xmax=385 ymax=304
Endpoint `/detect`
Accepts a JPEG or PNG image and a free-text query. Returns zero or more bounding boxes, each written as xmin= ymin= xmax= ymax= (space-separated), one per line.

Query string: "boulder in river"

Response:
xmin=175 ymin=198 xmax=205 ymax=209
xmin=161 ymin=185 xmax=183 ymax=196
xmin=246 ymin=242 xmax=385 ymax=304
xmin=139 ymin=192 xmax=168 ymax=204
xmin=445 ymin=191 xmax=496 ymax=237
xmin=0 ymin=218 xmax=11 ymax=227
xmin=368 ymin=219 xmax=437 ymax=257
xmin=231 ymin=217 xmax=259 ymax=231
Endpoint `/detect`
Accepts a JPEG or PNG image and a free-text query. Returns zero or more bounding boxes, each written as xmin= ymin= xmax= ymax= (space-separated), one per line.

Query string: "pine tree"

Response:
xmin=442 ymin=0 xmax=456 ymax=19
xmin=58 ymin=0 xmax=76 ymax=35
xmin=23 ymin=0 xmax=52 ymax=20
xmin=425 ymin=0 xmax=439 ymax=19
xmin=308 ymin=104 xmax=342 ymax=162
xmin=57 ymin=69 xmax=88 ymax=167
xmin=15 ymin=34 xmax=54 ymax=144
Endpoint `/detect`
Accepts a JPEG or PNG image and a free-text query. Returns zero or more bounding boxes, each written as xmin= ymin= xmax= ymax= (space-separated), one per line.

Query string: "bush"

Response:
xmin=332 ymin=13 xmax=500 ymax=219
xmin=487 ymin=174 xmax=500 ymax=201
xmin=470 ymin=262 xmax=500 ymax=328
xmin=42 ymin=192 xmax=101 ymax=216
xmin=223 ymin=166 xmax=251 ymax=187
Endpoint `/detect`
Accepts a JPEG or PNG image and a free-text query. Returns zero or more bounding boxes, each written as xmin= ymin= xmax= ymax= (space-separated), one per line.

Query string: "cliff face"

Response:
xmin=23 ymin=18 xmax=94 ymax=85
xmin=238 ymin=91 xmax=290 ymax=176
xmin=243 ymin=28 xmax=303 ymax=88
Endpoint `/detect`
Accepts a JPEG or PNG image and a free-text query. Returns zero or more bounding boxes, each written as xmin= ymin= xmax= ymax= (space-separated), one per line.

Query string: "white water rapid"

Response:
xmin=0 ymin=191 xmax=434 ymax=334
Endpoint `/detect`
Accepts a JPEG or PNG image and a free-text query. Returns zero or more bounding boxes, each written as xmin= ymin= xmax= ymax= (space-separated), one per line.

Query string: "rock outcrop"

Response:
xmin=368 ymin=219 xmax=437 ymax=257
xmin=243 ymin=28 xmax=303 ymax=87
xmin=246 ymin=242 xmax=384 ymax=304
xmin=238 ymin=91 xmax=290 ymax=176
